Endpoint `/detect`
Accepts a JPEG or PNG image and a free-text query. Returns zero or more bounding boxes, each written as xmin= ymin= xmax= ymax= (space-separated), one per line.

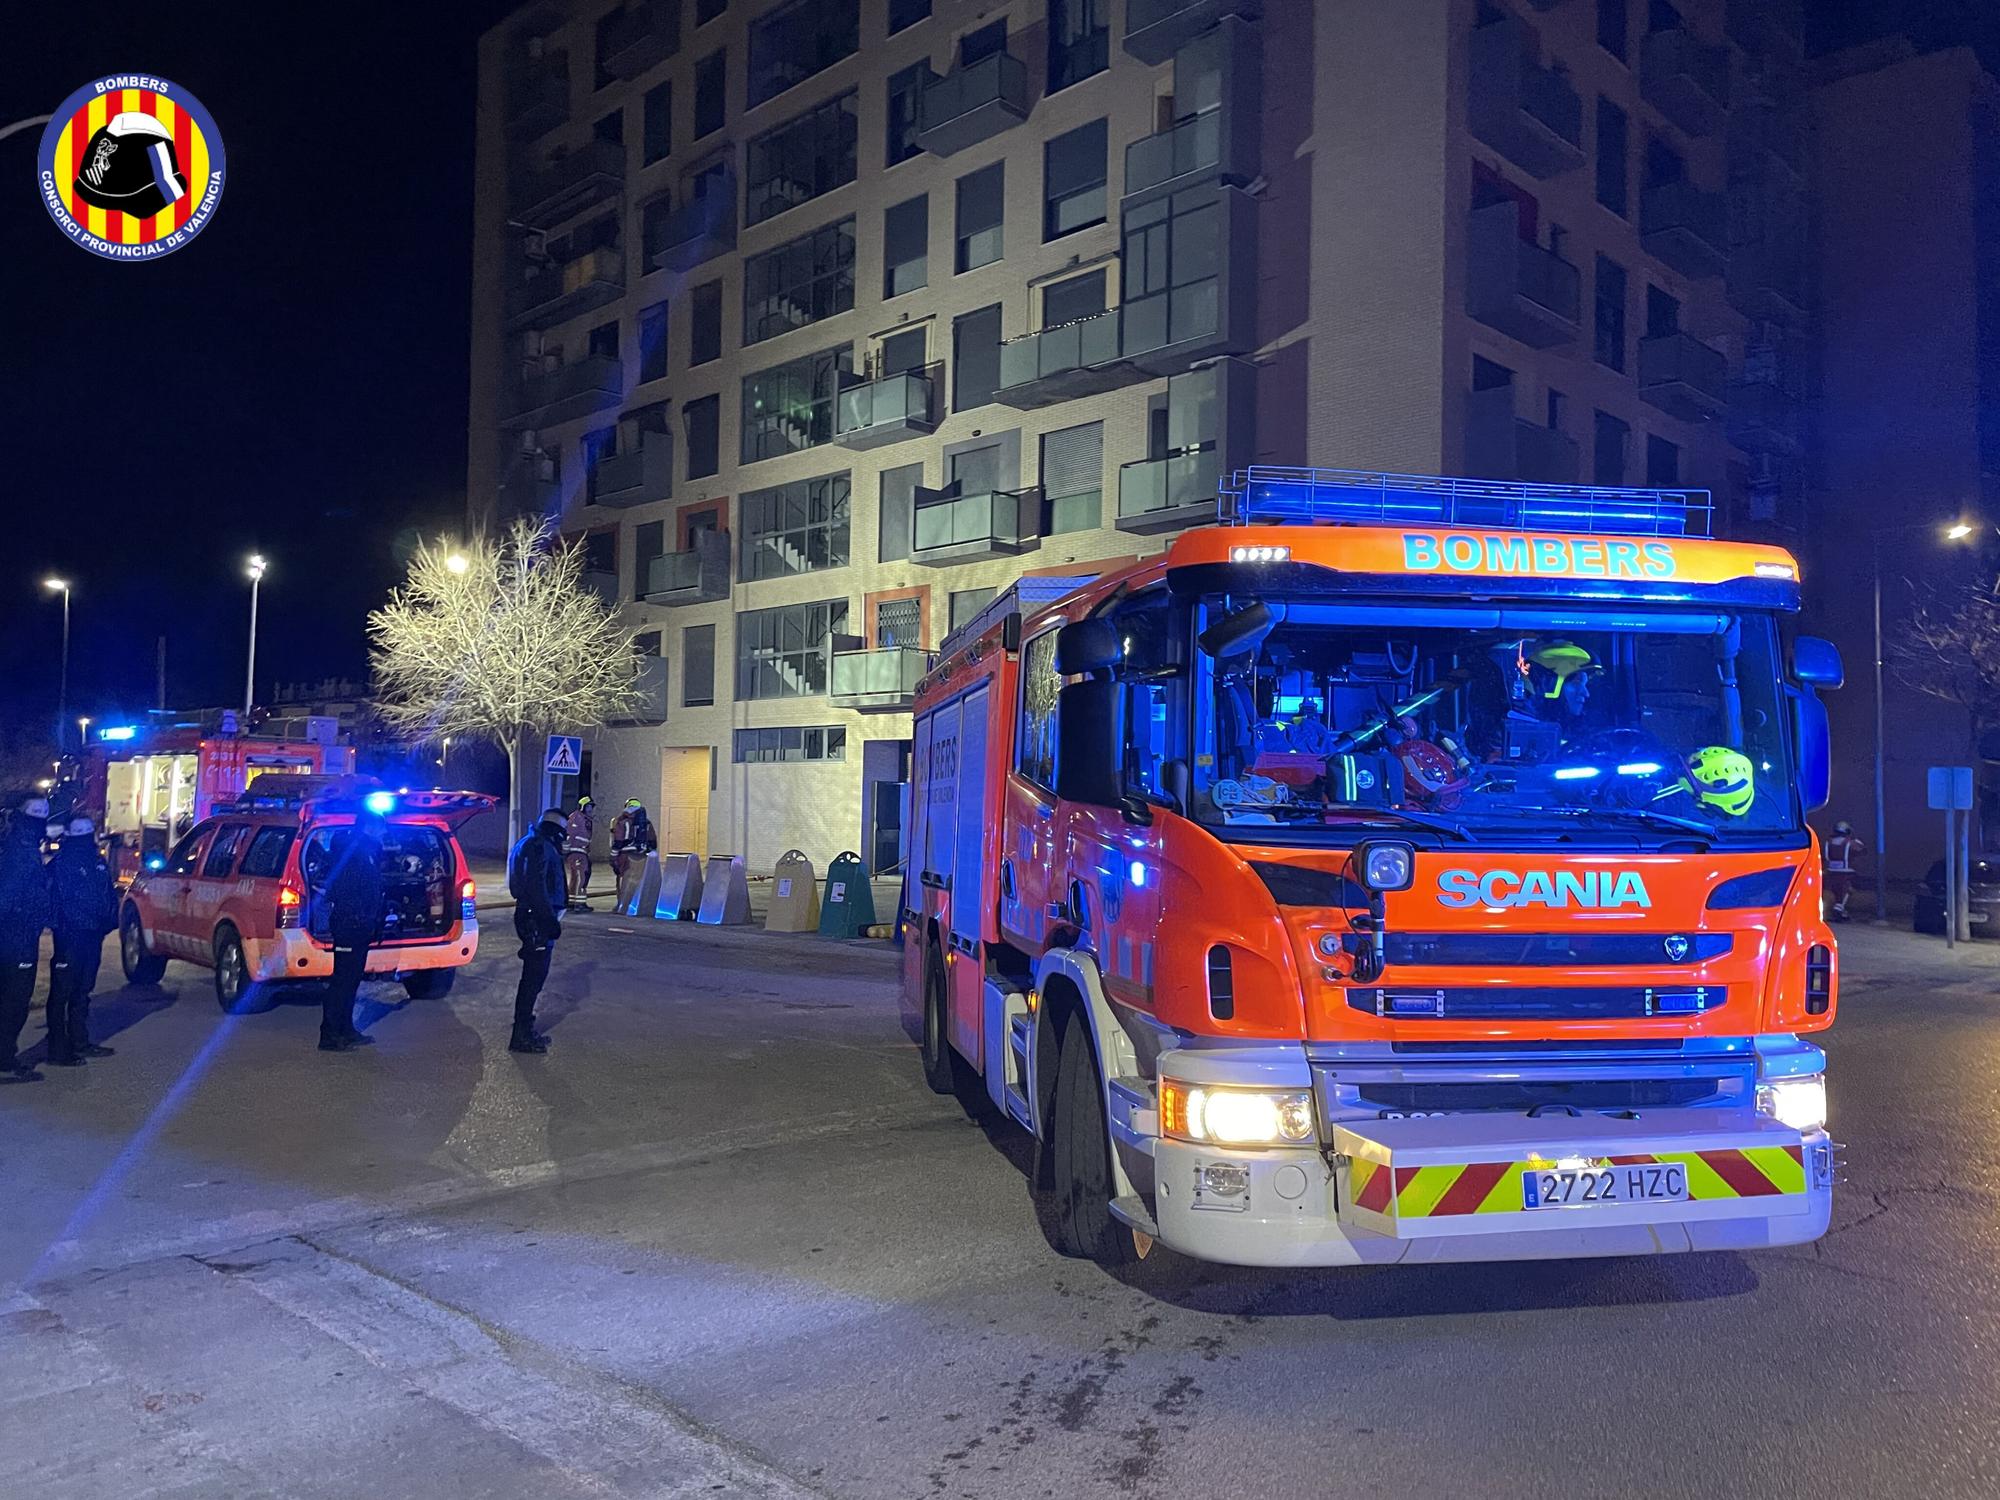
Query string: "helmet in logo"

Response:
xmin=1687 ymin=745 xmax=1755 ymax=818
xmin=1663 ymin=934 xmax=1691 ymax=962
xmin=72 ymin=112 xmax=187 ymax=217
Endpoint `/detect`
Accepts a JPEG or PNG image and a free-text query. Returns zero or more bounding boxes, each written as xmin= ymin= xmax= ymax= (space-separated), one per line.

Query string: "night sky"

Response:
xmin=0 ymin=0 xmax=1991 ymax=747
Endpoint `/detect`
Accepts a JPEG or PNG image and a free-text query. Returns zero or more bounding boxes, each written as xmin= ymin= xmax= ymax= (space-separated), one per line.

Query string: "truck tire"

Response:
xmin=213 ymin=925 xmax=251 ymax=1012
xmin=1051 ymin=1009 xmax=1138 ymax=1268
xmin=120 ymin=907 xmax=166 ymax=986
xmin=402 ymin=969 xmax=455 ymax=1000
xmin=920 ymin=943 xmax=958 ymax=1094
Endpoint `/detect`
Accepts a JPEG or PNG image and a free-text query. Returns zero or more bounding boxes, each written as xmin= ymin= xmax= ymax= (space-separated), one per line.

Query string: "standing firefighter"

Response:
xmin=46 ymin=816 xmax=118 ymax=1066
xmin=1824 ymin=820 xmax=1865 ymax=923
xmin=318 ymin=809 xmax=386 ymax=1052
xmin=609 ymin=797 xmax=656 ymax=910
xmin=564 ymin=795 xmax=596 ymax=910
xmin=0 ymin=798 xmax=52 ymax=1082
xmin=508 ymin=808 xmax=567 ymax=1054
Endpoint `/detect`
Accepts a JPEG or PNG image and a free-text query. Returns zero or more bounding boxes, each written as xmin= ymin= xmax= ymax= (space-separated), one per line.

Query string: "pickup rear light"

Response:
xmin=461 ymin=879 xmax=477 ymax=920
xmin=277 ymin=883 xmax=303 ymax=930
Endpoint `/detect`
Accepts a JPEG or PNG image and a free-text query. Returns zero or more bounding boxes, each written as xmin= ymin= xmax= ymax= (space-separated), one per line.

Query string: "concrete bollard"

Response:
xmin=817 ymin=851 xmax=878 ymax=938
xmin=696 ymin=855 xmax=751 ymax=925
xmin=620 ymin=852 xmax=662 ymax=918
xmin=764 ymin=849 xmax=821 ymax=932
xmin=653 ymin=853 xmax=705 ymax=920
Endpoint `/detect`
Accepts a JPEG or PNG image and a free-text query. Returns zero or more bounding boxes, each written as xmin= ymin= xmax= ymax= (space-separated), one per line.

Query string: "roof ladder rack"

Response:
xmin=1218 ymin=467 xmax=1714 ymax=539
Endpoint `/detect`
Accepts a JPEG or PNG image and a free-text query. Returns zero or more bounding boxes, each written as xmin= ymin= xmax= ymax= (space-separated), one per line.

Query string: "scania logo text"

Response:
xmin=1436 ymin=869 xmax=1653 ymax=910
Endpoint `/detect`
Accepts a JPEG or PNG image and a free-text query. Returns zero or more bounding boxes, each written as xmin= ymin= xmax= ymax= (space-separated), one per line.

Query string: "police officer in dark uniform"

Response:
xmin=47 ymin=815 xmax=118 ymax=1066
xmin=319 ymin=809 xmax=386 ymax=1053
xmin=0 ymin=798 xmax=52 ymax=1082
xmin=507 ymin=808 xmax=568 ymax=1054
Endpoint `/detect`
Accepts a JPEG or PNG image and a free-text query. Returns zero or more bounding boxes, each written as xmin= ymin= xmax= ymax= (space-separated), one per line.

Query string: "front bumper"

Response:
xmin=247 ymin=921 xmax=480 ymax=982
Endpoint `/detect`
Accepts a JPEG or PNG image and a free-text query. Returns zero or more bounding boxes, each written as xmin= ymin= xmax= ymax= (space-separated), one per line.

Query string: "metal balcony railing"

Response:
xmin=835 ymin=370 xmax=937 ymax=447
xmin=1117 ymin=449 xmax=1223 ymax=531
xmin=1125 ymin=111 xmax=1221 ymax=196
xmin=830 ymin=646 xmax=930 ymax=711
xmin=911 ymin=486 xmax=1042 ymax=562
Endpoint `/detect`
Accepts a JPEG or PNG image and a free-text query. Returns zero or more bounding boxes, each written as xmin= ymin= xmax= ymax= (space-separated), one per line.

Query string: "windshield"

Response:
xmin=1190 ymin=597 xmax=1798 ymax=844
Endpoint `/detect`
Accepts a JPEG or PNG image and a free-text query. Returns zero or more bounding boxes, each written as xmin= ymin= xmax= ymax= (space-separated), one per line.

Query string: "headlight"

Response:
xmin=1160 ymin=1079 xmax=1316 ymax=1146
xmin=1357 ymin=839 xmax=1415 ymax=893
xmin=1757 ymin=1074 xmax=1827 ymax=1135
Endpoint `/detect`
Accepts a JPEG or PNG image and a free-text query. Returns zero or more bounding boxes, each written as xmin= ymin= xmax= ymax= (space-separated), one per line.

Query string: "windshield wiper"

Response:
xmin=1321 ymin=805 xmax=1478 ymax=843
xmin=1511 ymin=804 xmax=1715 ymax=844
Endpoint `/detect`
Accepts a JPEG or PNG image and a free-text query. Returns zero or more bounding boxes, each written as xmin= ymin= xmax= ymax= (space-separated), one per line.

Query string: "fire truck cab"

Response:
xmin=902 ymin=469 xmax=1840 ymax=1270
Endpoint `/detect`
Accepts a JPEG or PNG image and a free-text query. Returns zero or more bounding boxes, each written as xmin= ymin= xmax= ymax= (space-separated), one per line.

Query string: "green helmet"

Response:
xmin=1688 ymin=745 xmax=1755 ymax=818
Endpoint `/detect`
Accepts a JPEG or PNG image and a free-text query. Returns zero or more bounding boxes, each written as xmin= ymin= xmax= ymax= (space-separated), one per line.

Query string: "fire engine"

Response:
xmin=902 ymin=469 xmax=1839 ymax=1270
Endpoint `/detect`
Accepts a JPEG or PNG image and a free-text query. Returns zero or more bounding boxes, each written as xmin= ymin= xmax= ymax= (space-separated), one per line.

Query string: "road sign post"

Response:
xmin=1928 ymin=766 xmax=1975 ymax=948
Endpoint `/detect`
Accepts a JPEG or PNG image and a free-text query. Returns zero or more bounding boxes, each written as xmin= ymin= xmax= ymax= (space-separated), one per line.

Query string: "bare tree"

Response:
xmin=1889 ymin=572 xmax=2000 ymax=749
xmin=368 ymin=518 xmax=642 ymax=842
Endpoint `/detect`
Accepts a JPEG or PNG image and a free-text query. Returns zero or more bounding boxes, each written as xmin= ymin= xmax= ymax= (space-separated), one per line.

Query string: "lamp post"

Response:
xmin=43 ymin=578 xmax=71 ymax=750
xmin=244 ymin=555 xmax=267 ymax=716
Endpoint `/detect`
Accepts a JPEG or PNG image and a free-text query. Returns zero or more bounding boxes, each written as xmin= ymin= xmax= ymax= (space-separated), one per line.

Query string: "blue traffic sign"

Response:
xmin=546 ymin=735 xmax=583 ymax=776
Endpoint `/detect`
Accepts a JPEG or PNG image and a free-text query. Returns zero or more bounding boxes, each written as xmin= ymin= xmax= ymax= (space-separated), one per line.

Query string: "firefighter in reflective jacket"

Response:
xmin=47 ymin=817 xmax=118 ymax=1066
xmin=1824 ymin=820 xmax=1864 ymax=922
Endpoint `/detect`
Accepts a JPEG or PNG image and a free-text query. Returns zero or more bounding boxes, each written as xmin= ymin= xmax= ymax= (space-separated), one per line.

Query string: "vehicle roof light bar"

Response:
xmin=1218 ymin=467 xmax=1714 ymax=539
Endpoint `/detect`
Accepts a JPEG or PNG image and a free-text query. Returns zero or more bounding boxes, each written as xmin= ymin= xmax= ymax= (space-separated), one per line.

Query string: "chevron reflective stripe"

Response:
xmin=1352 ymin=1144 xmax=1807 ymax=1218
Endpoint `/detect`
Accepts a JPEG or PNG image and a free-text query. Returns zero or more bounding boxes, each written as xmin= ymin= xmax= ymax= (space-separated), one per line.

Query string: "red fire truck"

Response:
xmin=902 ymin=469 xmax=1839 ymax=1271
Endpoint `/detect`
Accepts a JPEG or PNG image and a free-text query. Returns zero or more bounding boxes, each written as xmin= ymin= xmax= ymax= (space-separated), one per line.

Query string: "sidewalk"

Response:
xmin=466 ymin=856 xmax=903 ymax=929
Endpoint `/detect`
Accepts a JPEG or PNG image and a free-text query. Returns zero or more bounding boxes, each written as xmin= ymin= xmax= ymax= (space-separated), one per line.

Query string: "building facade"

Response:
xmin=468 ymin=0 xmax=1810 ymax=872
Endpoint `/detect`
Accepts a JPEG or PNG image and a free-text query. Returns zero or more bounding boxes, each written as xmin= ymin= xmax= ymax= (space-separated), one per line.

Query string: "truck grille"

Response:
xmin=1347 ymin=985 xmax=1724 ymax=1021
xmin=1353 ymin=1078 xmax=1726 ymax=1113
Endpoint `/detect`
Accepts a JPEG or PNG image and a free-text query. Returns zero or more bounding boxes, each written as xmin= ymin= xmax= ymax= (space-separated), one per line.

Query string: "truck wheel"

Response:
xmin=402 ymin=969 xmax=455 ymax=1000
xmin=213 ymin=926 xmax=251 ymax=1012
xmin=1051 ymin=1010 xmax=1139 ymax=1268
xmin=919 ymin=944 xmax=957 ymax=1094
xmin=120 ymin=907 xmax=166 ymax=986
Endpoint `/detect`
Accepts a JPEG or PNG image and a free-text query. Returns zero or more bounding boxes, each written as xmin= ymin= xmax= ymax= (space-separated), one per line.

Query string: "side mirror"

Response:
xmin=1792 ymin=636 xmax=1844 ymax=689
xmin=1055 ymin=618 xmax=1120 ymax=676
xmin=1198 ymin=600 xmax=1278 ymax=659
xmin=1055 ymin=679 xmax=1122 ymax=808
xmin=1793 ymin=690 xmax=1831 ymax=812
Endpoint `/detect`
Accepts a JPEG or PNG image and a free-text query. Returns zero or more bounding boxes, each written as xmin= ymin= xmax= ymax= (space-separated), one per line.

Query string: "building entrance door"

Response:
xmin=659 ymin=747 xmax=710 ymax=857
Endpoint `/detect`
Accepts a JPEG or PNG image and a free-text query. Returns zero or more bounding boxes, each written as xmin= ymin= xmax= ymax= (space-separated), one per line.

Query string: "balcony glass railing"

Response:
xmin=1124 ymin=110 xmax=1221 ymax=195
xmin=643 ymin=550 xmax=703 ymax=597
xmin=836 ymin=372 xmax=934 ymax=436
xmin=1118 ymin=449 xmax=1222 ymax=522
xmin=1639 ymin=331 xmax=1727 ymax=400
xmin=831 ymin=647 xmax=929 ymax=704
xmin=912 ymin=488 xmax=1039 ymax=555
xmin=1642 ymin=180 xmax=1727 ymax=246
xmin=919 ymin=51 xmax=1028 ymax=132
xmin=999 ymin=308 xmax=1122 ymax=389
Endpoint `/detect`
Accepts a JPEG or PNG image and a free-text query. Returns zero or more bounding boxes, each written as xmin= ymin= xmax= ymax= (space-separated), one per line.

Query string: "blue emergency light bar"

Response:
xmin=1219 ymin=467 xmax=1713 ymax=539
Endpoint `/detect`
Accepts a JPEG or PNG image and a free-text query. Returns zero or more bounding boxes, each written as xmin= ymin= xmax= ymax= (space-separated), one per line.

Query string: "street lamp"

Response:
xmin=78 ymin=717 xmax=90 ymax=746
xmin=244 ymin=555 xmax=267 ymax=716
xmin=445 ymin=553 xmax=469 ymax=575
xmin=43 ymin=578 xmax=71 ymax=749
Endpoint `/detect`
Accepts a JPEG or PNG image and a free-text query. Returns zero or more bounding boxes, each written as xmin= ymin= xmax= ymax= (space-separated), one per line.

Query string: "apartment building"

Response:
xmin=467 ymin=0 xmax=1811 ymax=872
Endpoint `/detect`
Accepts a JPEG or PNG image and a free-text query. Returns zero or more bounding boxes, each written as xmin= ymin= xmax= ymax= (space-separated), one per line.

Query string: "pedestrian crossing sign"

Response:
xmin=546 ymin=735 xmax=583 ymax=776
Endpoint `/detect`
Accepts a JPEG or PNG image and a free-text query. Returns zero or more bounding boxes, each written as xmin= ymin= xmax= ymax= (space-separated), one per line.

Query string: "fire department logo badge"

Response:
xmin=37 ymin=74 xmax=225 ymax=260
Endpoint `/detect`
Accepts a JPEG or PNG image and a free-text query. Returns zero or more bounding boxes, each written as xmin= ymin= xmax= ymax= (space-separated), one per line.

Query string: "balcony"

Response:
xmin=1117 ymin=448 xmax=1223 ymax=534
xmin=1725 ymin=238 xmax=1806 ymax=323
xmin=835 ymin=369 xmax=938 ymax=450
xmin=506 ymin=59 xmax=569 ymax=141
xmin=512 ymin=139 xmax=625 ymax=229
xmin=1123 ymin=0 xmax=1259 ymax=65
xmin=911 ymin=487 xmax=1043 ymax=565
xmin=600 ymin=0 xmax=681 ymax=80
xmin=1464 ymin=386 xmax=1580 ymax=486
xmin=1468 ymin=15 xmax=1584 ymax=180
xmin=1726 ymin=0 xmax=1802 ymax=60
xmin=1119 ymin=183 xmax=1258 ymax=375
xmin=647 ymin=175 xmax=737 ymax=273
xmin=498 ymin=455 xmax=560 ymax=518
xmin=1641 ymin=27 xmax=1729 ymax=138
xmin=915 ymin=51 xmax=1030 ymax=158
xmin=1641 ymin=180 xmax=1728 ymax=280
xmin=505 ymin=246 xmax=626 ymax=332
xmin=996 ymin=308 xmax=1143 ymax=409
xmin=503 ymin=354 xmax=623 ymax=428
xmin=1464 ymin=203 xmax=1580 ymax=349
xmin=1638 ymin=331 xmax=1728 ymax=422
xmin=1726 ymin=378 xmax=1801 ymax=457
xmin=641 ymin=531 xmax=731 ymax=606
xmin=592 ymin=430 xmax=673 ymax=508
xmin=583 ymin=569 xmax=619 ymax=607
xmin=830 ymin=647 xmax=929 ymax=713
xmin=609 ymin=658 xmax=670 ymax=725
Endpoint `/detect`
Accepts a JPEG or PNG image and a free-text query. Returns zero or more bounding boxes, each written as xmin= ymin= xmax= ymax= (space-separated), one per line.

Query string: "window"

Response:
xmin=890 ymin=0 xmax=930 ymax=35
xmin=593 ymin=110 xmax=624 ymax=146
xmin=1042 ymin=422 xmax=1102 ymax=534
xmin=746 ymin=92 xmax=859 ymax=226
xmin=960 ymin=18 xmax=1007 ymax=64
xmin=1120 ymin=188 xmax=1222 ymax=354
xmin=886 ymin=62 xmax=928 ymax=167
xmin=1043 ymin=119 xmax=1108 ymax=240
xmin=643 ymin=80 xmax=672 ymax=164
xmin=685 ymin=394 xmax=720 ymax=478
xmin=748 ymin=0 xmax=859 ymax=109
xmin=1042 ymin=269 xmax=1105 ymax=328
xmin=1048 ymin=0 xmax=1110 ymax=93
xmin=1594 ymin=410 xmax=1629 ymax=486
xmin=1646 ymin=136 xmax=1684 ymax=190
xmin=740 ymin=346 xmax=851 ymax=463
xmin=164 ymin=827 xmax=210 ymax=877
xmin=694 ymin=48 xmax=726 ymax=138
xmin=740 ymin=472 xmax=852 ymax=580
xmin=1473 ymin=354 xmax=1512 ymax=391
xmin=879 ymin=326 xmax=927 ymax=375
xmin=636 ymin=630 xmax=662 ymax=657
xmin=634 ymin=518 xmax=665 ymax=599
xmin=955 ymin=162 xmax=1004 ymax=272
xmin=1546 ymin=389 xmax=1567 ymax=430
xmin=1646 ymin=284 xmax=1680 ymax=338
xmin=1015 ymin=626 xmax=1061 ymax=787
xmin=639 ymin=301 xmax=669 ymax=383
xmin=733 ymin=726 xmax=848 ymax=763
xmin=691 ymin=280 xmax=722 ymax=365
xmin=742 ymin=218 xmax=855 ymax=344
xmin=588 ymin=319 xmax=620 ymax=361
xmin=684 ymin=623 xmax=716 ymax=705
xmin=202 ymin=824 xmax=251 ymax=879
xmin=697 ymin=0 xmax=726 ymax=23
xmin=952 ymin=304 xmax=1002 ymax=411
xmin=1114 ymin=593 xmax=1178 ymax=802
xmin=583 ymin=425 xmax=618 ymax=503
xmin=951 ymin=587 xmax=997 ymax=634
xmin=1594 ymin=254 xmax=1627 ymax=373
xmin=1596 ymin=98 xmax=1628 ymax=217
xmin=884 ymin=195 xmax=928 ymax=298
xmin=736 ymin=599 xmax=850 ymax=700
xmin=875 ymin=592 xmax=924 ymax=647
xmin=239 ymin=826 xmax=296 ymax=880
xmin=1597 ymin=0 xmax=1627 ymax=62
xmin=878 ymin=461 xmax=922 ymax=563
xmin=1646 ymin=433 xmax=1680 ymax=486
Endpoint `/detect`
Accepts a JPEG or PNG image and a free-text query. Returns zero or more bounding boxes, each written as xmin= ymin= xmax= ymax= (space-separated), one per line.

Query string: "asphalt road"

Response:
xmin=3 ymin=912 xmax=1998 ymax=1499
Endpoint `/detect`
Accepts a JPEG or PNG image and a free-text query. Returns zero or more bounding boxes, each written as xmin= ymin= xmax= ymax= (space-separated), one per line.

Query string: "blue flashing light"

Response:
xmin=1617 ymin=761 xmax=1664 ymax=776
xmin=363 ymin=791 xmax=397 ymax=816
xmin=1129 ymin=860 xmax=1148 ymax=890
xmin=97 ymin=725 xmax=138 ymax=742
xmin=1552 ymin=765 xmax=1600 ymax=781
xmin=1220 ymin=467 xmax=1713 ymax=539
xmin=144 ymin=855 xmax=165 ymax=872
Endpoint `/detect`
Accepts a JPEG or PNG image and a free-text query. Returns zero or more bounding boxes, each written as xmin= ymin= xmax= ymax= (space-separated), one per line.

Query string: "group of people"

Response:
xmin=0 ymin=798 xmax=121 ymax=1082
xmin=558 ymin=796 xmax=657 ymax=913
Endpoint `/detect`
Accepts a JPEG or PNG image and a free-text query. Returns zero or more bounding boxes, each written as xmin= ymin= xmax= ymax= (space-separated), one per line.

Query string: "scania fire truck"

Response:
xmin=902 ymin=469 xmax=1840 ymax=1269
